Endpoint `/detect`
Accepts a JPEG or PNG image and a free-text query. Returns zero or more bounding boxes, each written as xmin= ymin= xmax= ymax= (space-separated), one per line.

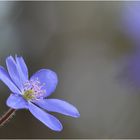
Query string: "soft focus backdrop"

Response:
xmin=0 ymin=1 xmax=140 ymax=138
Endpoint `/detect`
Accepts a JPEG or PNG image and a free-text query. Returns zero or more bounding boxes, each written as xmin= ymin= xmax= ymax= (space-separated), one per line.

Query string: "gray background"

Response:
xmin=0 ymin=1 xmax=140 ymax=138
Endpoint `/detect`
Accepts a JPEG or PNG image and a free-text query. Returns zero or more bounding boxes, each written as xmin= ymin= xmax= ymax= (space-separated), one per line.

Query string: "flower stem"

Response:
xmin=0 ymin=108 xmax=16 ymax=126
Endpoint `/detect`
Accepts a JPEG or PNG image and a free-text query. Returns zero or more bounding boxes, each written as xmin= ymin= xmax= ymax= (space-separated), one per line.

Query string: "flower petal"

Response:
xmin=15 ymin=55 xmax=28 ymax=83
xmin=122 ymin=3 xmax=140 ymax=44
xmin=6 ymin=94 xmax=28 ymax=109
xmin=6 ymin=56 xmax=23 ymax=90
xmin=30 ymin=69 xmax=58 ymax=97
xmin=0 ymin=66 xmax=21 ymax=94
xmin=35 ymin=99 xmax=80 ymax=118
xmin=28 ymin=102 xmax=63 ymax=131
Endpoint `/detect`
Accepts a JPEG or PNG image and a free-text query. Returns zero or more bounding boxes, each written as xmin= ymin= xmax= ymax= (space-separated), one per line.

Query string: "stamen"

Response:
xmin=23 ymin=78 xmax=46 ymax=100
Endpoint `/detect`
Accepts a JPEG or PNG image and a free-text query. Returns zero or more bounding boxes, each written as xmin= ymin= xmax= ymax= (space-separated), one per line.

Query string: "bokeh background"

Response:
xmin=0 ymin=1 xmax=140 ymax=138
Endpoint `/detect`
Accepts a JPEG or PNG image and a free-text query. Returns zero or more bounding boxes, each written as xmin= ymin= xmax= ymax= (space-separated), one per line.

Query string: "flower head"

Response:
xmin=0 ymin=55 xmax=80 ymax=131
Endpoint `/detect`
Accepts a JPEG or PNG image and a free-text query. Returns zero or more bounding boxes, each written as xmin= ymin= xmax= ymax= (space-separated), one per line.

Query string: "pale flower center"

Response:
xmin=23 ymin=78 xmax=46 ymax=101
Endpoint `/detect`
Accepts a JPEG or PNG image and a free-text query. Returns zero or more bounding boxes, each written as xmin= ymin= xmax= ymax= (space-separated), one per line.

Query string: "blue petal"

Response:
xmin=15 ymin=55 xmax=28 ymax=83
xmin=6 ymin=56 xmax=23 ymax=90
xmin=122 ymin=3 xmax=140 ymax=44
xmin=28 ymin=102 xmax=63 ymax=131
xmin=30 ymin=69 xmax=58 ymax=97
xmin=6 ymin=94 xmax=28 ymax=109
xmin=0 ymin=66 xmax=21 ymax=94
xmin=35 ymin=99 xmax=80 ymax=118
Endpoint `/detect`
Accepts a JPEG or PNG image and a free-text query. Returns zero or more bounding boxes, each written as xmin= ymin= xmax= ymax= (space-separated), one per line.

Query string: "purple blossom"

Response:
xmin=0 ymin=55 xmax=80 ymax=131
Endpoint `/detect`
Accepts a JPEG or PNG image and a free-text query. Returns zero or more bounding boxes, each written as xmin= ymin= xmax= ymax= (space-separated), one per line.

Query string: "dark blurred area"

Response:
xmin=1 ymin=1 xmax=140 ymax=138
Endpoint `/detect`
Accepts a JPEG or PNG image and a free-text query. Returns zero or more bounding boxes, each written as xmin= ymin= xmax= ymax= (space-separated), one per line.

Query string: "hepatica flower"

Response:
xmin=0 ymin=55 xmax=80 ymax=131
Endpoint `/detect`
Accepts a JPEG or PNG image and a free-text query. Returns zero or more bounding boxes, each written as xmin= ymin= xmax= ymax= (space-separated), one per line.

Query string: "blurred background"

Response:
xmin=0 ymin=1 xmax=140 ymax=138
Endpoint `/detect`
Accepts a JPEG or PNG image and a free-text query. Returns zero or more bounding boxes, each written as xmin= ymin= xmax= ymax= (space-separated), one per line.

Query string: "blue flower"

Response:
xmin=0 ymin=55 xmax=80 ymax=131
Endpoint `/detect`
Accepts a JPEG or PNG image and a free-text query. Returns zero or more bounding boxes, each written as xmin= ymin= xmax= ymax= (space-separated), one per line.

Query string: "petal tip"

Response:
xmin=54 ymin=124 xmax=63 ymax=132
xmin=73 ymin=111 xmax=80 ymax=118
